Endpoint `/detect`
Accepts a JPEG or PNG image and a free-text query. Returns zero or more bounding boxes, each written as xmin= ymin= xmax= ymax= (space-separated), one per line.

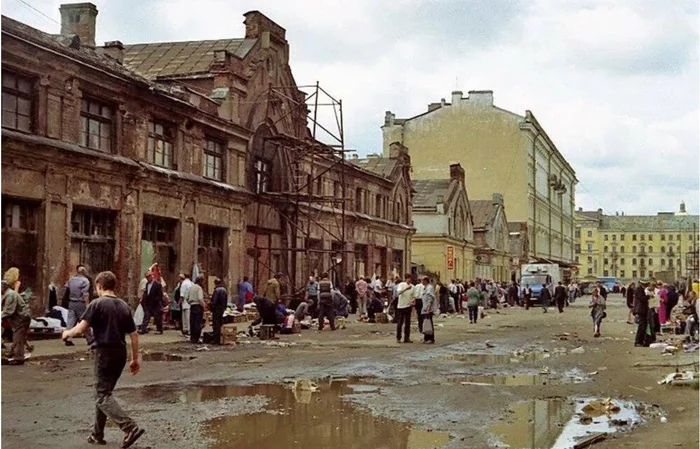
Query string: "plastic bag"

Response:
xmin=134 ymin=304 xmax=144 ymax=326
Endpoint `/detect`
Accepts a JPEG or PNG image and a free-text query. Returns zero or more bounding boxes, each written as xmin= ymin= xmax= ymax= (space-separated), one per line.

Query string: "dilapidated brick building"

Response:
xmin=1 ymin=3 xmax=414 ymax=309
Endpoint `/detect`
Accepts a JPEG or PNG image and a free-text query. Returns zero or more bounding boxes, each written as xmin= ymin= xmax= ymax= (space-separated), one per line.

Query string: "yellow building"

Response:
xmin=470 ymin=194 xmax=511 ymax=282
xmin=382 ymin=90 xmax=578 ymax=266
xmin=575 ymin=203 xmax=700 ymax=283
xmin=411 ymin=164 xmax=475 ymax=281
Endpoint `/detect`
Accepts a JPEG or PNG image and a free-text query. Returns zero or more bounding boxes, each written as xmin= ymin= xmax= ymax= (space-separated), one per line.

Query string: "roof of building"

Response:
xmin=123 ymin=39 xmax=257 ymax=79
xmin=576 ymin=211 xmax=699 ymax=231
xmin=470 ymin=200 xmax=497 ymax=229
xmin=412 ymin=179 xmax=452 ymax=209
xmin=349 ymin=157 xmax=399 ymax=179
xmin=1 ymin=15 xmax=151 ymax=86
xmin=600 ymin=215 xmax=699 ymax=232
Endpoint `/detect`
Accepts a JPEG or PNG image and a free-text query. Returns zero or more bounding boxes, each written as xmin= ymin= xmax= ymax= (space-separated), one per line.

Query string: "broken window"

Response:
xmin=70 ymin=207 xmax=116 ymax=276
xmin=141 ymin=215 xmax=177 ymax=288
xmin=198 ymin=225 xmax=226 ymax=289
xmin=2 ymin=71 xmax=33 ymax=132
xmin=253 ymin=157 xmax=272 ymax=193
xmin=80 ymin=98 xmax=113 ymax=152
xmin=203 ymin=138 xmax=224 ymax=181
xmin=147 ymin=120 xmax=174 ymax=168
xmin=1 ymin=197 xmax=39 ymax=294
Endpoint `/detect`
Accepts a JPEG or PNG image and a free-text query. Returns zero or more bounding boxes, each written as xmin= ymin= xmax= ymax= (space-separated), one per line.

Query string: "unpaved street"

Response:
xmin=2 ymin=295 xmax=698 ymax=449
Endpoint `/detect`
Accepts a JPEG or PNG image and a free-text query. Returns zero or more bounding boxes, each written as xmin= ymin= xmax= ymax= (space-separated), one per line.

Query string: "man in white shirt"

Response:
xmin=178 ymin=274 xmax=194 ymax=336
xmin=395 ymin=274 xmax=414 ymax=343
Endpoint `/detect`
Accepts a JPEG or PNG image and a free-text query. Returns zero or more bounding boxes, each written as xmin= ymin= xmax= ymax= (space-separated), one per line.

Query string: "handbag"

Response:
xmin=422 ymin=317 xmax=434 ymax=335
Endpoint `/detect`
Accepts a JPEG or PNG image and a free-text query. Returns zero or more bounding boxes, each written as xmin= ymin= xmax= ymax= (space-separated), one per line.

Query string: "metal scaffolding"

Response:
xmin=250 ymin=82 xmax=354 ymax=296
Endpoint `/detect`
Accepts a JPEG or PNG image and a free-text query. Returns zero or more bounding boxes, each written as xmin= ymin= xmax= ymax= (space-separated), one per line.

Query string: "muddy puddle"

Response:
xmin=141 ymin=352 xmax=196 ymax=362
xmin=490 ymin=397 xmax=643 ymax=449
xmin=452 ymin=373 xmax=561 ymax=386
xmin=130 ymin=379 xmax=451 ymax=448
xmin=439 ymin=351 xmax=549 ymax=364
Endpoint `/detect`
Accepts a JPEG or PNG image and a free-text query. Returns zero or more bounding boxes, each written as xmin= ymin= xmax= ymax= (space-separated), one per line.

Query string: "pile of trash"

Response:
xmin=658 ymin=371 xmax=699 ymax=387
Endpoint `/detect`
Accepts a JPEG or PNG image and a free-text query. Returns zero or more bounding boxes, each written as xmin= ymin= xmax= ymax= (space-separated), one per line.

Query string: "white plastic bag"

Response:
xmin=134 ymin=304 xmax=144 ymax=326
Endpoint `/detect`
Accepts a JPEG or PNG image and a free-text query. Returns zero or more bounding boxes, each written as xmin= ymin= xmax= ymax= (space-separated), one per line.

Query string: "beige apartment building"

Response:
xmin=382 ymin=90 xmax=578 ymax=269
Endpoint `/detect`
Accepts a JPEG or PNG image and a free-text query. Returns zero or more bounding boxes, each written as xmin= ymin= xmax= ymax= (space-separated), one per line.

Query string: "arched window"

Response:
xmin=632 ymin=246 xmax=637 ymax=253
xmin=620 ymin=246 xmax=625 ymax=253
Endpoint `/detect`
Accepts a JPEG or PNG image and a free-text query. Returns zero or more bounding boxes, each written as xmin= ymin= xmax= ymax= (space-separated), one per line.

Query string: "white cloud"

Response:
xmin=2 ymin=0 xmax=698 ymax=215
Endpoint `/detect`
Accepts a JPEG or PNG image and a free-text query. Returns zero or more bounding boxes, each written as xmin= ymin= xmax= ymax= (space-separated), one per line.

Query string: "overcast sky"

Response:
xmin=4 ymin=0 xmax=699 ymax=216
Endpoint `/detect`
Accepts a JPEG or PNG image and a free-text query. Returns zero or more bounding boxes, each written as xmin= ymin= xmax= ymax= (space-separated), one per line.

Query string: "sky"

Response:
xmin=3 ymin=0 xmax=699 ymax=216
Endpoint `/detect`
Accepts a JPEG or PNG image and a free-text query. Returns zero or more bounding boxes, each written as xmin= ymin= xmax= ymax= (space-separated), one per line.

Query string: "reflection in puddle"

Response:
xmin=440 ymin=352 xmax=547 ymax=364
xmin=141 ymin=352 xmax=196 ymax=362
xmin=130 ymin=380 xmax=451 ymax=448
xmin=203 ymin=382 xmax=450 ymax=449
xmin=453 ymin=374 xmax=561 ymax=386
xmin=490 ymin=397 xmax=643 ymax=449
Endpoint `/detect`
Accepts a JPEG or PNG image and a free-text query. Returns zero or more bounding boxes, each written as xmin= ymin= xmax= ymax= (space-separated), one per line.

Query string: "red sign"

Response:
xmin=447 ymin=246 xmax=454 ymax=270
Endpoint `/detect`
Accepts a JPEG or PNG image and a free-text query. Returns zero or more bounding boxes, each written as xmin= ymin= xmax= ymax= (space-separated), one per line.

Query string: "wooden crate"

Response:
xmin=259 ymin=324 xmax=276 ymax=340
xmin=246 ymin=310 xmax=260 ymax=321
xmin=221 ymin=324 xmax=238 ymax=345
xmin=231 ymin=314 xmax=248 ymax=324
xmin=292 ymin=321 xmax=301 ymax=334
xmin=376 ymin=312 xmax=389 ymax=324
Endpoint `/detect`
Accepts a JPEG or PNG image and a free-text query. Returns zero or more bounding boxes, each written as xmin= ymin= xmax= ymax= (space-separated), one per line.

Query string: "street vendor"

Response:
xmin=250 ymin=296 xmax=284 ymax=329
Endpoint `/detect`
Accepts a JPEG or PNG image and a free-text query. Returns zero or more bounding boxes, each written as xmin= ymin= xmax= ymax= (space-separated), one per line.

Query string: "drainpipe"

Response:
xmin=531 ymin=131 xmax=543 ymax=261
xmin=547 ymin=151 xmax=555 ymax=261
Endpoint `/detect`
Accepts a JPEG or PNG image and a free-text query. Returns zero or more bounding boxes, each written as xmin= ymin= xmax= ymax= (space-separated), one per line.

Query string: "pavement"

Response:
xmin=23 ymin=332 xmax=186 ymax=359
xmin=2 ymin=295 xmax=698 ymax=449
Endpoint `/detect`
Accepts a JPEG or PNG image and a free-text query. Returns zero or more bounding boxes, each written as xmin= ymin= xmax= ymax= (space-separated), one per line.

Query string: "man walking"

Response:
xmin=634 ymin=281 xmax=650 ymax=347
xmin=554 ymin=282 xmax=567 ymax=313
xmin=540 ymin=284 xmax=552 ymax=313
xmin=317 ymin=273 xmax=336 ymax=331
xmin=395 ymin=274 xmax=414 ymax=343
xmin=61 ymin=271 xmax=145 ymax=448
xmin=138 ymin=272 xmax=163 ymax=335
xmin=522 ymin=283 xmax=532 ymax=310
xmin=65 ymin=265 xmax=92 ymax=346
xmin=1 ymin=279 xmax=31 ymax=365
xmin=466 ymin=282 xmax=481 ymax=324
xmin=305 ymin=275 xmax=319 ymax=309
xmin=210 ymin=278 xmax=228 ymax=344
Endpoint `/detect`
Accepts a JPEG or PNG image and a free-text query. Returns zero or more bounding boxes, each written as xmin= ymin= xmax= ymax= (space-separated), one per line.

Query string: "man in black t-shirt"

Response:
xmin=62 ymin=271 xmax=145 ymax=448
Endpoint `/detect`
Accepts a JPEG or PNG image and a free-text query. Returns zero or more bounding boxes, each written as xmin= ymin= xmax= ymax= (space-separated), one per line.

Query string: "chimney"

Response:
xmin=578 ymin=207 xmax=583 ymax=212
xmin=449 ymin=163 xmax=465 ymax=183
xmin=468 ymin=90 xmax=494 ymax=106
xmin=102 ymin=40 xmax=124 ymax=64
xmin=680 ymin=201 xmax=687 ymax=214
xmin=60 ymin=3 xmax=98 ymax=48
xmin=384 ymin=111 xmax=395 ymax=127
xmin=492 ymin=193 xmax=504 ymax=207
xmin=451 ymin=90 xmax=463 ymax=105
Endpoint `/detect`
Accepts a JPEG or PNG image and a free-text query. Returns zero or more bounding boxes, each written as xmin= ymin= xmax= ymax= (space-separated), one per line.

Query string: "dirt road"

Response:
xmin=2 ymin=294 xmax=698 ymax=448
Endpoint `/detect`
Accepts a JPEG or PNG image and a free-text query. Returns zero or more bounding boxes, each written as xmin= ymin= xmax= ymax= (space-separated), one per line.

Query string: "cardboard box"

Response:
xmin=221 ymin=324 xmax=237 ymax=345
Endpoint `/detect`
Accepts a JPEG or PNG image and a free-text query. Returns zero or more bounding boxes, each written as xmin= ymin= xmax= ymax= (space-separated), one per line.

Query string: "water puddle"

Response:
xmin=141 ymin=352 xmax=196 ymax=362
xmin=129 ymin=379 xmax=451 ymax=448
xmin=452 ymin=374 xmax=561 ymax=386
xmin=440 ymin=351 xmax=548 ymax=364
xmin=490 ymin=397 xmax=643 ymax=449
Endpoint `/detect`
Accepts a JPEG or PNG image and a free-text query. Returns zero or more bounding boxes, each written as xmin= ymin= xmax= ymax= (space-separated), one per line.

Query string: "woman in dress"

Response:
xmin=589 ymin=288 xmax=606 ymax=338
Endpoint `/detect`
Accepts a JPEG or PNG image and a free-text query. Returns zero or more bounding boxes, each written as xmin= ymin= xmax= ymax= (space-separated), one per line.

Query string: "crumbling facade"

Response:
xmin=1 ymin=4 xmax=414 ymax=310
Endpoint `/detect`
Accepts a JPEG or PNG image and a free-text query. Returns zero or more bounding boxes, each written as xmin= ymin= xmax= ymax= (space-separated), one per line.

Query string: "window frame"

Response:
xmin=203 ymin=137 xmax=225 ymax=181
xmin=253 ymin=157 xmax=272 ymax=193
xmin=80 ymin=97 xmax=114 ymax=153
xmin=1 ymin=71 xmax=33 ymax=132
xmin=147 ymin=119 xmax=175 ymax=169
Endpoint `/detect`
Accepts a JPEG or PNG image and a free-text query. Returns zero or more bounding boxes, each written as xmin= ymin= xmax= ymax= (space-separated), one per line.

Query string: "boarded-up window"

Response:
xmin=198 ymin=225 xmax=226 ymax=288
xmin=1 ymin=197 xmax=39 ymax=293
xmin=70 ymin=207 xmax=116 ymax=276
xmin=354 ymin=244 xmax=368 ymax=278
xmin=141 ymin=215 xmax=178 ymax=288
